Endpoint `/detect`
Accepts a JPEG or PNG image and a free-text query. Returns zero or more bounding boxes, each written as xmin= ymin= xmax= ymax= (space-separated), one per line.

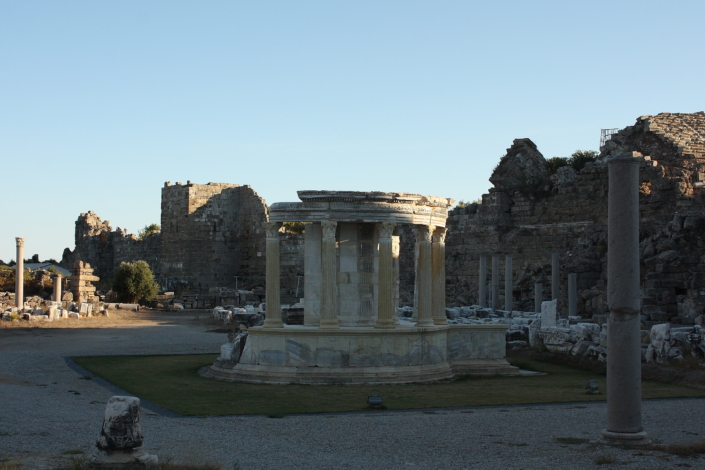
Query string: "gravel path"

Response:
xmin=1 ymin=313 xmax=704 ymax=469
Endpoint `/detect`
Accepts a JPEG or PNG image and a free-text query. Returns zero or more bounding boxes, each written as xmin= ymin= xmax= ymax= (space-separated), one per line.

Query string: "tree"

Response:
xmin=113 ymin=261 xmax=158 ymax=303
xmin=138 ymin=223 xmax=161 ymax=240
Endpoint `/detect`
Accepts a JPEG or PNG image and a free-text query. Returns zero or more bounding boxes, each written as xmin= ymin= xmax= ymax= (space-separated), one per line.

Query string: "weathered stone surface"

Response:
xmin=90 ymin=396 xmax=157 ymax=469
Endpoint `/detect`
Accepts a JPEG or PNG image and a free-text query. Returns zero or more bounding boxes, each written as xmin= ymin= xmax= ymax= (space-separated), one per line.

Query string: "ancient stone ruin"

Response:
xmin=207 ymin=190 xmax=517 ymax=384
xmin=90 ymin=396 xmax=157 ymax=469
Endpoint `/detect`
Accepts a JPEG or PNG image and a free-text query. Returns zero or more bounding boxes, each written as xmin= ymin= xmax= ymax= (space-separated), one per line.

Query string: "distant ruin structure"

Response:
xmin=60 ymin=112 xmax=705 ymax=325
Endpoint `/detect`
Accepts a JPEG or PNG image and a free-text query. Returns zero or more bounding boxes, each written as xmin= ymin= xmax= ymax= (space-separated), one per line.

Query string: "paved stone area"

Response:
xmin=1 ymin=313 xmax=704 ymax=469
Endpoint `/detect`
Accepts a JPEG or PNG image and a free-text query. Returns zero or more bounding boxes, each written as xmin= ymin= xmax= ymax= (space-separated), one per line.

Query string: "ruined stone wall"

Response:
xmin=445 ymin=112 xmax=705 ymax=324
xmin=159 ymin=182 xmax=268 ymax=288
xmin=60 ymin=211 xmax=160 ymax=283
xmin=280 ymin=232 xmax=305 ymax=299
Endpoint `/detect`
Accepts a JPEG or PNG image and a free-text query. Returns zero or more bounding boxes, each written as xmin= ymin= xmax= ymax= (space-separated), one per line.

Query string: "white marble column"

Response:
xmin=432 ymin=226 xmax=447 ymax=326
xmin=491 ymin=255 xmax=500 ymax=311
xmin=319 ymin=221 xmax=340 ymax=329
xmin=375 ymin=222 xmax=396 ymax=329
xmin=15 ymin=237 xmax=24 ymax=309
xmin=53 ymin=274 xmax=62 ymax=303
xmin=262 ymin=222 xmax=283 ymax=328
xmin=415 ymin=225 xmax=434 ymax=327
xmin=504 ymin=255 xmax=513 ymax=312
xmin=478 ymin=255 xmax=487 ymax=308
xmin=602 ymin=154 xmax=647 ymax=444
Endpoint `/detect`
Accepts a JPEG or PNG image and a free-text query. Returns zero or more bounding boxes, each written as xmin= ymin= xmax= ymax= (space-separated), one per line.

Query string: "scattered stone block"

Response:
xmin=90 ymin=396 xmax=157 ymax=469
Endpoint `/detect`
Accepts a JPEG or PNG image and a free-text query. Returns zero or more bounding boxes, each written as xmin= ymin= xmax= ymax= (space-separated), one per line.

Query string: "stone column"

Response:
xmin=491 ymin=255 xmax=500 ymax=311
xmin=15 ymin=238 xmax=24 ymax=309
xmin=534 ymin=283 xmax=542 ymax=313
xmin=551 ymin=253 xmax=560 ymax=308
xmin=568 ymin=273 xmax=577 ymax=317
xmin=303 ymin=223 xmax=322 ymax=326
xmin=53 ymin=274 xmax=62 ymax=303
xmin=415 ymin=225 xmax=434 ymax=327
xmin=262 ymin=222 xmax=283 ymax=328
xmin=319 ymin=221 xmax=340 ymax=329
xmin=602 ymin=154 xmax=647 ymax=444
xmin=375 ymin=222 xmax=396 ymax=329
xmin=504 ymin=255 xmax=513 ymax=312
xmin=478 ymin=255 xmax=487 ymax=308
xmin=432 ymin=226 xmax=447 ymax=326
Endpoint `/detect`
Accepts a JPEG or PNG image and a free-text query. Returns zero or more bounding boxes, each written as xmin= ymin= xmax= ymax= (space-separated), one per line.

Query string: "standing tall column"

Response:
xmin=53 ymin=274 xmax=62 ymax=303
xmin=375 ymin=222 xmax=396 ymax=329
xmin=415 ymin=225 xmax=434 ymax=327
xmin=432 ymin=227 xmax=447 ymax=326
xmin=319 ymin=221 xmax=340 ymax=329
xmin=602 ymin=154 xmax=647 ymax=444
xmin=534 ymin=283 xmax=542 ymax=313
xmin=504 ymin=255 xmax=513 ymax=312
xmin=478 ymin=255 xmax=487 ymax=308
xmin=491 ymin=255 xmax=500 ymax=311
xmin=15 ymin=238 xmax=24 ymax=309
xmin=568 ymin=273 xmax=577 ymax=317
xmin=262 ymin=222 xmax=283 ymax=328
xmin=551 ymin=253 xmax=560 ymax=308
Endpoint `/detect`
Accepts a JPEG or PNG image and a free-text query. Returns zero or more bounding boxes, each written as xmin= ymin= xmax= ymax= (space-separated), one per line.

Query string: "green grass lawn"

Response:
xmin=72 ymin=354 xmax=705 ymax=416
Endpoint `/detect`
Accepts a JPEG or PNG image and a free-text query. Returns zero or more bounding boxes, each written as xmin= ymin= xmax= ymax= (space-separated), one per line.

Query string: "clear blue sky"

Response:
xmin=2 ymin=1 xmax=704 ymax=263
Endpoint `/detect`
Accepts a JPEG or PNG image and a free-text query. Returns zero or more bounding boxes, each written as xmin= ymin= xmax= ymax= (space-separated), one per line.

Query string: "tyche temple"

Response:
xmin=208 ymin=190 xmax=517 ymax=384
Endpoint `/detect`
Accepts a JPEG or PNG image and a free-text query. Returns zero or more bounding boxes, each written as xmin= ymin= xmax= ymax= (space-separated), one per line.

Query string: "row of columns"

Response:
xmin=13 ymin=237 xmax=64 ymax=309
xmin=262 ymin=221 xmax=447 ymax=330
xmin=477 ymin=253 xmax=578 ymax=314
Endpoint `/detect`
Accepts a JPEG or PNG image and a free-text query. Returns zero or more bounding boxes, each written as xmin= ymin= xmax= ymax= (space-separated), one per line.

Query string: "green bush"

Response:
xmin=567 ymin=150 xmax=598 ymax=172
xmin=546 ymin=157 xmax=569 ymax=175
xmin=113 ymin=261 xmax=158 ymax=304
xmin=138 ymin=223 xmax=161 ymax=240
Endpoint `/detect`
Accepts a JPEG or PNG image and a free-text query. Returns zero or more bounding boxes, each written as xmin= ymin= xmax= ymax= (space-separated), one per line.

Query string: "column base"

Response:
xmin=433 ymin=318 xmax=448 ymax=326
xmin=598 ymin=430 xmax=649 ymax=446
xmin=374 ymin=319 xmax=396 ymax=329
xmin=415 ymin=319 xmax=434 ymax=327
xmin=318 ymin=319 xmax=340 ymax=329
xmin=262 ymin=319 xmax=284 ymax=328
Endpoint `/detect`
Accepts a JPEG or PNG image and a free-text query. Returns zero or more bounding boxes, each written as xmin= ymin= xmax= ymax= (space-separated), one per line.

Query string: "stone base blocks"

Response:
xmin=208 ymin=323 xmax=516 ymax=384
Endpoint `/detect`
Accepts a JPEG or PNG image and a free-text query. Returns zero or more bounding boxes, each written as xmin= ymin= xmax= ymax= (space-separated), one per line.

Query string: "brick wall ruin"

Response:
xmin=159 ymin=182 xmax=267 ymax=288
xmin=62 ymin=182 xmax=268 ymax=290
xmin=61 ymin=212 xmax=160 ymax=285
xmin=445 ymin=112 xmax=705 ymax=325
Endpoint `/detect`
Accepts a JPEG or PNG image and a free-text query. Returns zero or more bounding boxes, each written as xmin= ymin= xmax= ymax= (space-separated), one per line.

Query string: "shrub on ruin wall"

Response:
xmin=112 ymin=260 xmax=159 ymax=304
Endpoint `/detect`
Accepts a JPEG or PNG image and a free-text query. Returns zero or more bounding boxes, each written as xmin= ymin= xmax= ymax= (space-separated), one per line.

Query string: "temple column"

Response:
xmin=491 ymin=255 xmax=500 ymax=311
xmin=319 ymin=221 xmax=340 ymax=329
xmin=568 ymin=273 xmax=578 ymax=317
xmin=602 ymin=154 xmax=648 ymax=444
xmin=552 ymin=252 xmax=560 ymax=308
xmin=432 ymin=226 xmax=447 ymax=325
xmin=534 ymin=283 xmax=542 ymax=314
xmin=262 ymin=222 xmax=283 ymax=328
xmin=504 ymin=255 xmax=513 ymax=312
xmin=415 ymin=224 xmax=434 ymax=327
xmin=478 ymin=255 xmax=487 ymax=308
xmin=15 ymin=238 xmax=24 ymax=309
xmin=375 ymin=222 xmax=396 ymax=329
xmin=53 ymin=274 xmax=62 ymax=303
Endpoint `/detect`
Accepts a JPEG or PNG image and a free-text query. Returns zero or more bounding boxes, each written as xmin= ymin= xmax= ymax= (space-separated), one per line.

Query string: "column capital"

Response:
xmin=378 ymin=222 xmax=396 ymax=239
xmin=432 ymin=226 xmax=447 ymax=243
xmin=321 ymin=221 xmax=337 ymax=239
xmin=16 ymin=237 xmax=25 ymax=247
xmin=415 ymin=224 xmax=434 ymax=243
xmin=262 ymin=222 xmax=282 ymax=238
